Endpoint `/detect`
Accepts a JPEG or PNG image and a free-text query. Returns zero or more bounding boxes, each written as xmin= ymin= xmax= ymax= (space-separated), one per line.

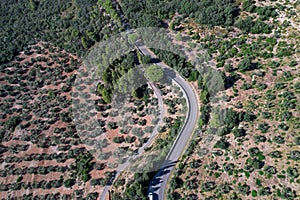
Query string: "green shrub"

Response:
xmin=218 ymin=183 xmax=232 ymax=194
xmin=294 ymin=137 xmax=300 ymax=145
xmin=257 ymin=123 xmax=269 ymax=133
xmin=242 ymin=0 xmax=256 ymax=12
xmin=269 ymin=151 xmax=282 ymax=158
xmin=289 ymin=60 xmax=298 ymax=67
xmin=236 ymin=17 xmax=272 ymax=34
xmin=287 ymin=167 xmax=299 ymax=179
xmin=238 ymin=183 xmax=250 ymax=195
xmin=280 ymin=187 xmax=296 ymax=199
xmin=252 ymin=190 xmax=257 ymax=197
xmin=246 ymin=158 xmax=264 ymax=169
xmin=273 ymin=136 xmax=285 ymax=144
xmin=238 ymin=57 xmax=255 ymax=72
xmin=75 ymin=152 xmax=93 ymax=182
xmin=113 ymin=136 xmax=125 ymax=144
xmin=214 ymin=139 xmax=230 ymax=149
xmin=258 ymin=187 xmax=271 ymax=196
xmin=64 ymin=179 xmax=75 ymax=188
xmin=4 ymin=116 xmax=21 ymax=132
xmin=278 ymin=123 xmax=289 ymax=131
xmin=288 ymin=151 xmax=300 ymax=161
xmin=201 ymin=181 xmax=216 ymax=192
xmin=264 ymin=166 xmax=277 ymax=176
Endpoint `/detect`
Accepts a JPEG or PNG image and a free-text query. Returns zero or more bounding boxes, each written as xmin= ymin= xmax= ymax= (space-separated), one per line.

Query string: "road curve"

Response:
xmin=101 ymin=0 xmax=199 ymax=199
xmin=138 ymin=46 xmax=199 ymax=199
xmin=99 ymin=65 xmax=165 ymax=200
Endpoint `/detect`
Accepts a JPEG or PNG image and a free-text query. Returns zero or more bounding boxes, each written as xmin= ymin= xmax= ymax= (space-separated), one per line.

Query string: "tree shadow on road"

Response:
xmin=147 ymin=159 xmax=178 ymax=193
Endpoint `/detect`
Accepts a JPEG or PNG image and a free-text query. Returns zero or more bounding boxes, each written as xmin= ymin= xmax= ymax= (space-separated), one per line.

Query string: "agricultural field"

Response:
xmin=0 ymin=42 xmax=167 ymax=200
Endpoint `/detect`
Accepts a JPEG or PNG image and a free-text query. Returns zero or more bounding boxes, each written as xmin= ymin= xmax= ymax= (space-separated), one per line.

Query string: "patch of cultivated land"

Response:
xmin=0 ymin=42 xmax=162 ymax=199
xmin=167 ymin=0 xmax=300 ymax=199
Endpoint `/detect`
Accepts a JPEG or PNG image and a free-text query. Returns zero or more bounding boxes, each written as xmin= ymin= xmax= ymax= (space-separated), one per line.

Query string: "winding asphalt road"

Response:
xmin=100 ymin=0 xmax=199 ymax=199
xmin=100 ymin=45 xmax=199 ymax=200
xmin=138 ymin=47 xmax=199 ymax=199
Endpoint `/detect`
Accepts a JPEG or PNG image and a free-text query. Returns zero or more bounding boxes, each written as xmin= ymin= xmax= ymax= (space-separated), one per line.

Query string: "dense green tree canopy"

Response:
xmin=120 ymin=0 xmax=239 ymax=28
xmin=145 ymin=65 xmax=164 ymax=82
xmin=0 ymin=0 xmax=119 ymax=64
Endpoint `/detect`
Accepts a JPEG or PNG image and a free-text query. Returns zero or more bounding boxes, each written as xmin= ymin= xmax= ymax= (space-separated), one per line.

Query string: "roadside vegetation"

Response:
xmin=166 ymin=0 xmax=300 ymax=199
